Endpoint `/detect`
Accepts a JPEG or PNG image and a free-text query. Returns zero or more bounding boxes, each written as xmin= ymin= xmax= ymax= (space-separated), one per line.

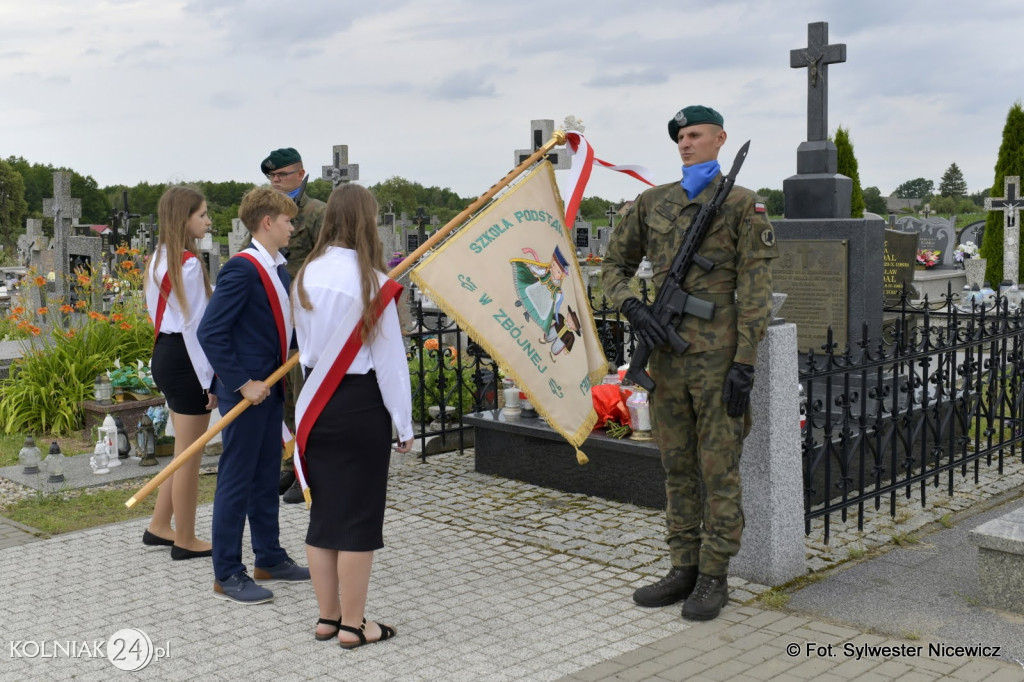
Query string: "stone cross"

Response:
xmin=42 ymin=172 xmax=81 ymax=299
xmin=321 ymin=145 xmax=359 ymax=188
xmin=17 ymin=218 xmax=46 ymax=267
xmin=605 ymin=205 xmax=617 ymax=231
xmin=984 ymin=175 xmax=1023 ymax=285
xmin=790 ymin=22 xmax=846 ymax=142
xmin=515 ymin=119 xmax=570 ymax=169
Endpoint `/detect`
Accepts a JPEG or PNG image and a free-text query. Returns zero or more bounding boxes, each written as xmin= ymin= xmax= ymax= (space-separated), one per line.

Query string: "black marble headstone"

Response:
xmin=883 ymin=230 xmax=918 ymax=305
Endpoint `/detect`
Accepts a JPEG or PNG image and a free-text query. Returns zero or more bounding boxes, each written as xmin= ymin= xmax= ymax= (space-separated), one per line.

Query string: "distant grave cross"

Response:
xmin=790 ymin=22 xmax=846 ymax=142
xmin=42 ymin=172 xmax=82 ymax=298
xmin=984 ymin=176 xmax=1023 ymax=284
xmin=605 ymin=205 xmax=617 ymax=230
xmin=515 ymin=119 xmax=570 ymax=169
xmin=322 ymin=145 xmax=359 ymax=188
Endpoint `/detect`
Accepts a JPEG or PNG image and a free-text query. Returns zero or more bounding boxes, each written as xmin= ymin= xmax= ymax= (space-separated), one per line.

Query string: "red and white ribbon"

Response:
xmin=563 ymin=131 xmax=656 ymax=227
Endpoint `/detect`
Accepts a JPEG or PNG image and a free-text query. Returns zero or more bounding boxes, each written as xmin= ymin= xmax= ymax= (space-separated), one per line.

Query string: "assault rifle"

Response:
xmin=625 ymin=140 xmax=750 ymax=392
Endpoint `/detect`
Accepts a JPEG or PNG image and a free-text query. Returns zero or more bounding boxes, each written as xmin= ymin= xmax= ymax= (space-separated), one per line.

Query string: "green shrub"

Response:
xmin=407 ymin=340 xmax=477 ymax=424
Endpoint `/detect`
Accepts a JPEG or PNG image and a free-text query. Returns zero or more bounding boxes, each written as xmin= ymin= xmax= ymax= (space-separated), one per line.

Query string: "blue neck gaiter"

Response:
xmin=287 ymin=186 xmax=302 ymax=201
xmin=680 ymin=160 xmax=721 ymax=199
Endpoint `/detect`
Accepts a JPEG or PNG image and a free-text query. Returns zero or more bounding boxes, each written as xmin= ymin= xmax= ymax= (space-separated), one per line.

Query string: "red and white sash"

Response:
xmin=293 ymin=278 xmax=404 ymax=503
xmin=234 ymin=250 xmax=292 ymax=365
xmin=152 ymin=251 xmax=196 ymax=340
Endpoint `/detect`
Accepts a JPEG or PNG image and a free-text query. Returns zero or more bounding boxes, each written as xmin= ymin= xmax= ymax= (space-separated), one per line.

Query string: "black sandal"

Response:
xmin=337 ymin=619 xmax=396 ymax=649
xmin=314 ymin=617 xmax=342 ymax=641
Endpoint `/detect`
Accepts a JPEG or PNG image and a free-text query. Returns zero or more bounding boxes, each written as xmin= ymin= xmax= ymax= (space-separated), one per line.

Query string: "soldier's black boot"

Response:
xmin=681 ymin=573 xmax=729 ymax=621
xmin=282 ymin=479 xmax=304 ymax=504
xmin=632 ymin=566 xmax=699 ymax=607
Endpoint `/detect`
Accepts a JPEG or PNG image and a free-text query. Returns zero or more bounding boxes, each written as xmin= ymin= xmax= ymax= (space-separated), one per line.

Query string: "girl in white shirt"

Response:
xmin=142 ymin=186 xmax=217 ymax=561
xmin=293 ymin=184 xmax=413 ymax=648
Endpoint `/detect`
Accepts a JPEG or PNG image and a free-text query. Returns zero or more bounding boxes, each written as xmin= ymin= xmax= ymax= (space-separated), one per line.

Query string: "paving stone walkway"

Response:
xmin=2 ymin=450 xmax=1022 ymax=680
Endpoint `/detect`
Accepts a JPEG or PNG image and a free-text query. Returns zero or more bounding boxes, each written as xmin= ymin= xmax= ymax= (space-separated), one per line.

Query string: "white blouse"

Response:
xmin=293 ymin=246 xmax=414 ymax=442
xmin=145 ymin=245 xmax=215 ymax=390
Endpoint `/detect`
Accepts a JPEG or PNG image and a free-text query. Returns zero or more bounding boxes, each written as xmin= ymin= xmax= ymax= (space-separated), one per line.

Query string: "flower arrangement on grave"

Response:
xmin=953 ymin=241 xmax=979 ymax=263
xmin=916 ymin=249 xmax=941 ymax=269
xmin=107 ymin=358 xmax=158 ymax=399
xmin=0 ymin=245 xmax=154 ymax=435
xmin=584 ymin=253 xmax=603 ymax=264
xmin=386 ymin=251 xmax=405 ymax=270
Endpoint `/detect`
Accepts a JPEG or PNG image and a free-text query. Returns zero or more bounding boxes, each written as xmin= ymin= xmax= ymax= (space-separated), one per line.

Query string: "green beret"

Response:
xmin=668 ymin=105 xmax=724 ymax=142
xmin=260 ymin=148 xmax=302 ymax=175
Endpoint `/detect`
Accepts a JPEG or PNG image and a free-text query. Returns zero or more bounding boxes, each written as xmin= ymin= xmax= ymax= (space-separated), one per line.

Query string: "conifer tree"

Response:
xmin=938 ymin=162 xmax=967 ymax=197
xmin=833 ymin=126 xmax=865 ymax=218
xmin=980 ymin=101 xmax=1024 ymax=284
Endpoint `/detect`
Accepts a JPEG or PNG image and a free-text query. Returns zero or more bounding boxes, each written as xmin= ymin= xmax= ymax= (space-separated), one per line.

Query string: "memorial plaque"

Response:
xmin=883 ymin=230 xmax=918 ymax=305
xmin=406 ymin=233 xmax=420 ymax=252
xmin=771 ymin=239 xmax=848 ymax=350
xmin=575 ymin=226 xmax=590 ymax=249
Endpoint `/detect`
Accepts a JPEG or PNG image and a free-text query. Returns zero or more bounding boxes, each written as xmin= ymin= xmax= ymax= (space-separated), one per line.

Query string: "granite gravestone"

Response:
xmin=783 ymin=22 xmax=851 ymax=219
xmin=883 ymin=229 xmax=919 ymax=305
xmin=41 ymin=172 xmax=81 ymax=299
xmin=772 ymin=21 xmax=884 ymax=350
xmin=894 ymin=216 xmax=956 ymax=268
xmin=515 ymin=119 xmax=570 ymax=169
xmin=984 ymin=175 xmax=1023 ymax=285
xmin=227 ymin=218 xmax=249 ymax=257
xmin=957 ymin=220 xmax=985 ymax=251
xmin=17 ymin=218 xmax=47 ymax=267
xmin=321 ymin=145 xmax=359 ymax=188
xmin=573 ymin=217 xmax=592 ymax=252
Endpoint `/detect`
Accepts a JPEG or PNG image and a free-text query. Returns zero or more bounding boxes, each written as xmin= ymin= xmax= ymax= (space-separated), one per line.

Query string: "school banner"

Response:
xmin=411 ymin=161 xmax=607 ymax=463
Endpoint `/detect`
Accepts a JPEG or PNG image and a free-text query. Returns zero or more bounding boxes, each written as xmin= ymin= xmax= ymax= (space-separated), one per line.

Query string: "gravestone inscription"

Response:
xmin=883 ymin=230 xmax=918 ymax=305
xmin=771 ymin=239 xmax=848 ymax=350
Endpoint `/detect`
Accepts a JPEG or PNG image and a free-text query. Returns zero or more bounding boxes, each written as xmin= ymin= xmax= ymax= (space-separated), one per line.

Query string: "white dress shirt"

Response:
xmin=294 ymin=246 xmax=414 ymax=442
xmin=145 ymin=245 xmax=215 ymax=389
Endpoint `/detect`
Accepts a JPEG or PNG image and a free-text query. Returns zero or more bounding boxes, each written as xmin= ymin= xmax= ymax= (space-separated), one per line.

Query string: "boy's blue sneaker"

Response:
xmin=213 ymin=572 xmax=274 ymax=604
xmin=254 ymin=558 xmax=311 ymax=584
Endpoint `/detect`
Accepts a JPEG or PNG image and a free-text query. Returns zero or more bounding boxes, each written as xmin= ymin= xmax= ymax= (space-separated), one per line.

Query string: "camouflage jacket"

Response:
xmin=284 ymin=190 xmax=327 ymax=278
xmin=601 ymin=176 xmax=777 ymax=365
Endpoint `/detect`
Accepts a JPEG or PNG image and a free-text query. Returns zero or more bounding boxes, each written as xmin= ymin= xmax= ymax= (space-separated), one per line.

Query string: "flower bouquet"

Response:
xmin=953 ymin=241 xmax=979 ymax=264
xmin=916 ymin=249 xmax=941 ymax=269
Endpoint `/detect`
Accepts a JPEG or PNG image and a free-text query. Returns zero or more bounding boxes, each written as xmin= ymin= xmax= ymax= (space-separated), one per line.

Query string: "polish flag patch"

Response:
xmin=754 ymin=202 xmax=767 ymax=213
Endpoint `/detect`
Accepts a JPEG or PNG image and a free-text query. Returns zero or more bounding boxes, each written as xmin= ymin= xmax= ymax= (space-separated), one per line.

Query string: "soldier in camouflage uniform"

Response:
xmin=601 ymin=106 xmax=777 ymax=621
xmin=259 ymin=148 xmax=327 ymax=503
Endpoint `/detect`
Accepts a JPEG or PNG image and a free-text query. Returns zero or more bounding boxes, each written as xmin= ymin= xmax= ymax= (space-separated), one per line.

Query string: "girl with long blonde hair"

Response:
xmin=142 ymin=186 xmax=217 ymax=560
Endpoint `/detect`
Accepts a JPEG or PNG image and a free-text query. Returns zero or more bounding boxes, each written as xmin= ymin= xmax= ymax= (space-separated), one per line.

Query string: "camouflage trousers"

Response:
xmin=649 ymin=346 xmax=751 ymax=576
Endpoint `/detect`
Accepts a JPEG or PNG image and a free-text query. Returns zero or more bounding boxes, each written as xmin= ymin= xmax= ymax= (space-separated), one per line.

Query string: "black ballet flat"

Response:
xmin=143 ymin=530 xmax=174 ymax=547
xmin=170 ymin=545 xmax=213 ymax=560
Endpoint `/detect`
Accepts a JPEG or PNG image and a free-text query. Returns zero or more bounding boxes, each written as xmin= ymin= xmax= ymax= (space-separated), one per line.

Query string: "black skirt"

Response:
xmin=151 ymin=333 xmax=211 ymax=416
xmin=305 ymin=371 xmax=393 ymax=551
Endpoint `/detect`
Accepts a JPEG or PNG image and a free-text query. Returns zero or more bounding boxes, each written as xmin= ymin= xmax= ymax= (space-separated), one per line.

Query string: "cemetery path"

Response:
xmin=0 ymin=451 xmax=1020 ymax=680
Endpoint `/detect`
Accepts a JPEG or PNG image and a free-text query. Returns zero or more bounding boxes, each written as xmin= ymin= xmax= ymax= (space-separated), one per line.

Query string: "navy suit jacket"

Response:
xmin=198 ymin=248 xmax=291 ymax=404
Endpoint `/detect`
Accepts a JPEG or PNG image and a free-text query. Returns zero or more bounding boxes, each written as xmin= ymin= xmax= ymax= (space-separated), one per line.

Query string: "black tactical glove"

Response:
xmin=622 ymin=297 xmax=669 ymax=349
xmin=722 ymin=362 xmax=755 ymax=418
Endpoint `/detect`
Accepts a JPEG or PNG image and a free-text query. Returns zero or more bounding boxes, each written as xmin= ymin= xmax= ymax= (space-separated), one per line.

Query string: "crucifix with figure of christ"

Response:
xmin=985 ymin=176 xmax=1023 ymax=285
xmin=790 ymin=22 xmax=846 ymax=143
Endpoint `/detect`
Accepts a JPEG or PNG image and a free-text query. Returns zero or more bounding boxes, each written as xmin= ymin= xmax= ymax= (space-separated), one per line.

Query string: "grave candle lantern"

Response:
xmin=94 ymin=374 xmax=113 ymax=405
xmin=137 ymin=414 xmax=158 ymax=467
xmin=44 ymin=441 xmax=65 ymax=483
xmin=18 ymin=435 xmax=41 ymax=475
xmin=626 ymin=387 xmax=654 ymax=442
xmin=100 ymin=414 xmax=122 ymax=468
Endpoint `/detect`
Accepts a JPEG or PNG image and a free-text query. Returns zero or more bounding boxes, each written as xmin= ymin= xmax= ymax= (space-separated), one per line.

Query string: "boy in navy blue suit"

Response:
xmin=198 ymin=187 xmax=310 ymax=604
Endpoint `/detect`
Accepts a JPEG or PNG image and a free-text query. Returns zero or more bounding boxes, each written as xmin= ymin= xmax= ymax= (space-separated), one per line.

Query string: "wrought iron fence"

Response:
xmin=802 ymin=287 xmax=1024 ymax=542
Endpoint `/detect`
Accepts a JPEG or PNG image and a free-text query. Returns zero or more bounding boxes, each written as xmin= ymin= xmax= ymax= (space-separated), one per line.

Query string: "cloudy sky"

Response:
xmin=1 ymin=0 xmax=1021 ymax=204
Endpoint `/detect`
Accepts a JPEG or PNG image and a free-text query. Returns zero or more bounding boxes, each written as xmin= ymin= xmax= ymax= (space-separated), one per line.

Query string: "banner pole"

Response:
xmin=126 ymin=131 xmax=567 ymax=508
